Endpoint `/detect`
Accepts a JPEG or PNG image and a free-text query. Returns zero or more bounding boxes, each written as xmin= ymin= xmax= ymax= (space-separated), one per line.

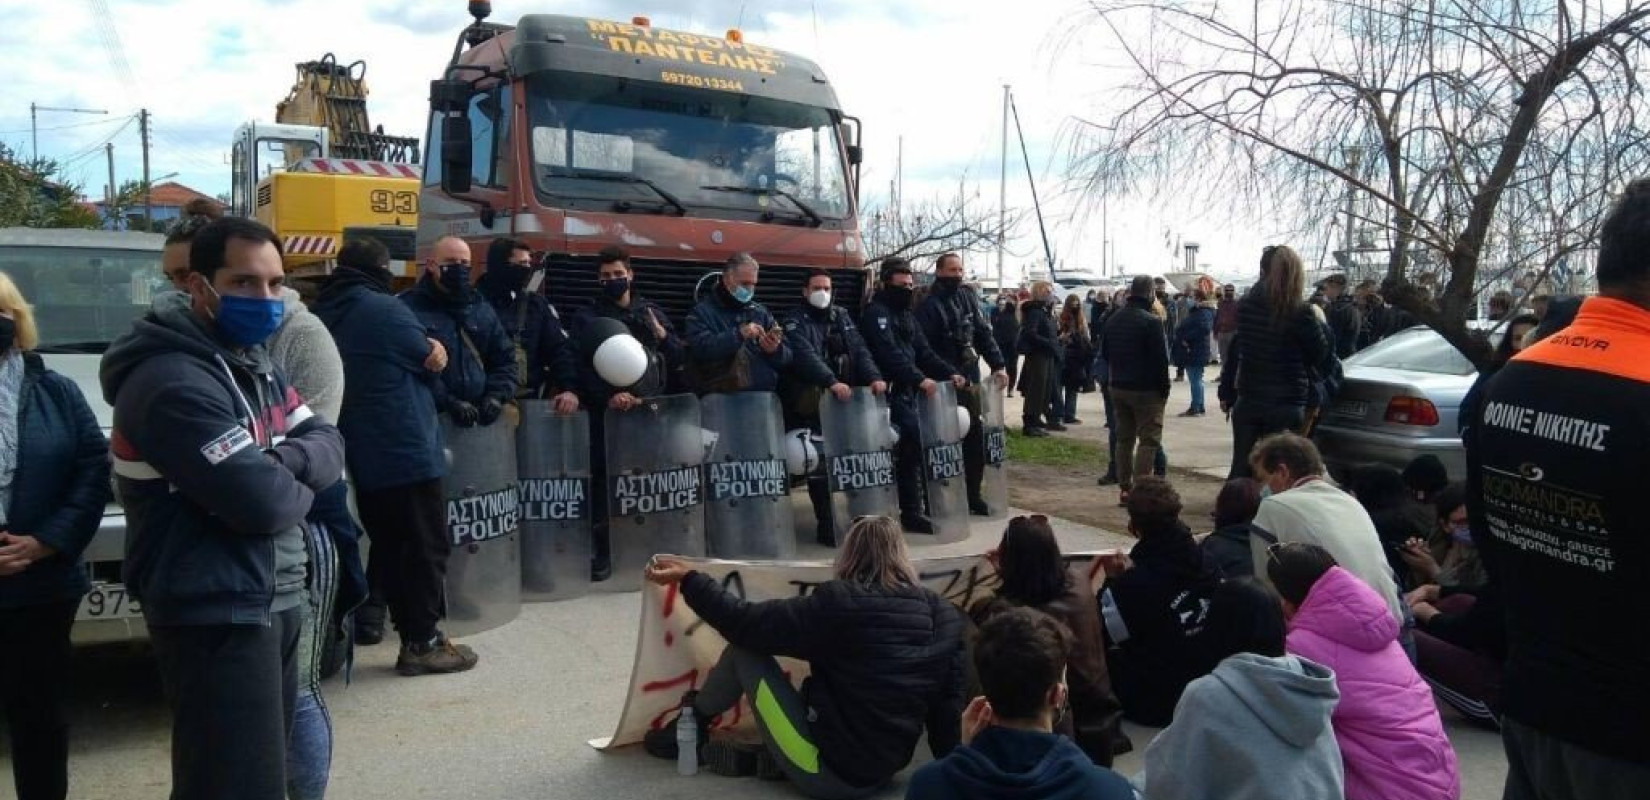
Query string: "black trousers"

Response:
xmin=0 ymin=600 xmax=76 ymax=800
xmin=959 ymin=386 xmax=986 ymax=504
xmin=149 ymin=607 xmax=303 ymax=800
xmin=589 ymin=408 xmax=612 ymax=570
xmin=357 ymin=478 xmax=449 ymax=644
xmin=890 ymin=390 xmax=926 ymax=517
xmin=1226 ymin=401 xmax=1305 ymax=479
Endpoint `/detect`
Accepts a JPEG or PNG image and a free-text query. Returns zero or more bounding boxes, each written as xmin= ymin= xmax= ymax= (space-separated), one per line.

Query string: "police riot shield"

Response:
xmin=605 ymin=393 xmax=708 ymax=592
xmin=977 ymin=383 xmax=1011 ymax=518
xmin=819 ymin=387 xmax=900 ymax=544
xmin=441 ymin=416 xmax=522 ymax=637
xmin=918 ymin=382 xmax=971 ymax=543
xmin=701 ymin=393 xmax=795 ymax=559
xmin=517 ymin=402 xmax=592 ymax=602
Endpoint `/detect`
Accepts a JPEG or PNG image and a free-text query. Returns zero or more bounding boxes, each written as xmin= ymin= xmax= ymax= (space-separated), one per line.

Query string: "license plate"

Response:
xmin=1332 ymin=400 xmax=1369 ymax=418
xmin=77 ymin=583 xmax=143 ymax=621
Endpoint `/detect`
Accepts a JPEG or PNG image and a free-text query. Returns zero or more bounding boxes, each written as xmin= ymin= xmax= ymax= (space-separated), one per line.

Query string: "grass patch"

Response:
xmin=1006 ymin=429 xmax=1105 ymax=469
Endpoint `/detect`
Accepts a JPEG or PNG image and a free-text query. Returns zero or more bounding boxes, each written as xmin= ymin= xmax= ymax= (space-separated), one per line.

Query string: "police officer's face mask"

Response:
xmin=885 ymin=284 xmax=914 ymax=309
xmin=808 ymin=289 xmax=832 ymax=309
xmin=437 ymin=261 xmax=472 ymax=295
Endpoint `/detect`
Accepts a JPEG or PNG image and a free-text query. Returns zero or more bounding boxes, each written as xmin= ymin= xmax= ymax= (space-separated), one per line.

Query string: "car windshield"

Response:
xmin=1347 ymin=327 xmax=1476 ymax=376
xmin=0 ymin=245 xmax=165 ymax=353
xmin=527 ymin=71 xmax=851 ymax=220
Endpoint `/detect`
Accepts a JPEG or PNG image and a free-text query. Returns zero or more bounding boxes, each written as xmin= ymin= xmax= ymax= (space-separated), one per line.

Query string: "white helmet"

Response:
xmin=956 ymin=405 xmax=972 ymax=437
xmin=593 ymin=334 xmax=648 ymax=388
xmin=783 ymin=428 xmax=823 ymax=476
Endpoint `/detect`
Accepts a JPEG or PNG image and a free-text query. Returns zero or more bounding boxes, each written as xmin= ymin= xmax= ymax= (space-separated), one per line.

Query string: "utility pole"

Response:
xmin=1343 ymin=146 xmax=1362 ymax=278
xmin=30 ymin=103 xmax=109 ymax=161
xmin=997 ymin=84 xmax=1008 ymax=293
xmin=105 ymin=143 xmax=116 ymax=225
xmin=1102 ymin=194 xmax=1110 ymax=276
xmin=895 ymin=134 xmax=904 ymax=230
xmin=139 ymin=109 xmax=153 ymax=232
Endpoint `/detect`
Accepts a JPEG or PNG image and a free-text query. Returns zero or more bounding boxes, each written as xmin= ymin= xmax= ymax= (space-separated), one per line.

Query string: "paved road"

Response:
xmin=1 ymin=499 xmax=1508 ymax=800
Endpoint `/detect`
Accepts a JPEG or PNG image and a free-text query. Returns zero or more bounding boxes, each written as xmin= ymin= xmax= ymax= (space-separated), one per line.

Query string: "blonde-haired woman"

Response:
xmin=1216 ymin=246 xmax=1330 ymax=478
xmin=1016 ymin=281 xmax=1063 ymax=436
xmin=643 ymin=515 xmax=965 ymax=798
xmin=0 ymin=272 xmax=111 ymax=800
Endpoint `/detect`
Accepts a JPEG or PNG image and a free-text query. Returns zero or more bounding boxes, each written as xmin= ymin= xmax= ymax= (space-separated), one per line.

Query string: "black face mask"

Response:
xmin=601 ymin=277 xmax=631 ymax=300
xmin=935 ymin=276 xmax=963 ymax=292
xmin=498 ymin=265 xmax=532 ymax=292
xmin=0 ymin=316 xmax=14 ymax=353
xmin=439 ymin=263 xmax=472 ymax=296
xmin=884 ymin=285 xmax=914 ymax=310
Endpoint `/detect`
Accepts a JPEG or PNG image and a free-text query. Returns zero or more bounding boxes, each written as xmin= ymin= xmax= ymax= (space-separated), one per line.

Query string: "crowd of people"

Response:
xmin=0 ymin=178 xmax=1646 ymax=800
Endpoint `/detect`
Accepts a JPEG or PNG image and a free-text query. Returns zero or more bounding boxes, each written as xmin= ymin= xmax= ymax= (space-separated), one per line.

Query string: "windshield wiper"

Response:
xmin=35 ymin=341 xmax=111 ymax=354
xmin=550 ymin=170 xmax=688 ymax=216
xmin=700 ymin=185 xmax=824 ymax=227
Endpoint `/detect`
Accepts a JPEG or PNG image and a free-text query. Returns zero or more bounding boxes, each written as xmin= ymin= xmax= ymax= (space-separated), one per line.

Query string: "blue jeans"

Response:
xmin=1061 ymin=382 xmax=1081 ymax=421
xmin=1048 ymin=379 xmax=1065 ymax=423
xmin=1186 ymin=365 xmax=1206 ymax=413
xmin=287 ymin=689 xmax=332 ymax=800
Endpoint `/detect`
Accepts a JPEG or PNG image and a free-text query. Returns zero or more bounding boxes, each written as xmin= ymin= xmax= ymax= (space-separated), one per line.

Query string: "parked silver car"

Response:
xmin=1314 ymin=326 xmax=1475 ymax=481
xmin=1 ymin=227 xmax=169 ymax=644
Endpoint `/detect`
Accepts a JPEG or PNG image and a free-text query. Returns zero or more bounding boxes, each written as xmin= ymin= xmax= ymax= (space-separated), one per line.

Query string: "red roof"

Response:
xmin=146 ymin=181 xmax=218 ymax=209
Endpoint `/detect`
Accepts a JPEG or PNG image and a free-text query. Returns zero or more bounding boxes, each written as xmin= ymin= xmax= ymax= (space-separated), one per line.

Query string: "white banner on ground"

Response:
xmin=589 ymin=550 xmax=1117 ymax=750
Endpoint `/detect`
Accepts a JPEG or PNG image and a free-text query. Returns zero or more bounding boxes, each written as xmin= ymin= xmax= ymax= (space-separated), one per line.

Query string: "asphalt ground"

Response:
xmin=0 ymin=378 xmax=1509 ymax=799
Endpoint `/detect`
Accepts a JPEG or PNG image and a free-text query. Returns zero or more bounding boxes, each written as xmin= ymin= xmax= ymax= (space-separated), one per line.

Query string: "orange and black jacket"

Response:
xmin=1466 ymin=296 xmax=1650 ymax=764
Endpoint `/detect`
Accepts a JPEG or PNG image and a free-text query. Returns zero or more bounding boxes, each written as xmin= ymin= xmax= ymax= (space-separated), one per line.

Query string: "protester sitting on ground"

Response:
xmin=1247 ymin=434 xmax=1406 ymax=628
xmin=1343 ymin=463 xmax=1436 ymax=592
xmin=642 ymin=515 xmax=964 ymax=798
xmin=1134 ymin=579 xmax=1344 ymax=800
xmin=1401 ymin=454 xmax=1450 ymax=506
xmin=1399 ymin=482 xmax=1485 ymax=593
xmin=1199 ymin=478 xmax=1262 ymax=579
xmin=1097 ymin=477 xmax=1221 ymax=727
xmin=907 ymin=608 xmax=1134 ymax=800
xmin=1268 ymin=543 xmax=1460 ymax=800
xmin=1406 ymin=487 xmax=1505 ymax=728
xmin=970 ymin=515 xmax=1130 ymax=765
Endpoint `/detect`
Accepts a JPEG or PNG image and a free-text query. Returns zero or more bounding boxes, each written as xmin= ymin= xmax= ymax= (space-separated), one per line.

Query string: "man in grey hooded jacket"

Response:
xmin=100 ymin=218 xmax=344 ymax=800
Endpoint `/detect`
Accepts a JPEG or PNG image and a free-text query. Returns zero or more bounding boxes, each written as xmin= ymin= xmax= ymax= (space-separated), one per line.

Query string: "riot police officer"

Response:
xmin=915 ymin=253 xmax=1009 ymax=516
xmin=475 ymin=237 xmax=579 ymax=407
xmin=860 ymin=258 xmax=966 ymax=534
xmin=780 ymin=269 xmax=887 ymax=544
xmin=567 ymin=245 xmax=683 ymax=581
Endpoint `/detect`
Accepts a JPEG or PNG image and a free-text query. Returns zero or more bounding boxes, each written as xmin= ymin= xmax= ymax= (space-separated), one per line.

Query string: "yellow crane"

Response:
xmin=229 ymin=54 xmax=422 ymax=280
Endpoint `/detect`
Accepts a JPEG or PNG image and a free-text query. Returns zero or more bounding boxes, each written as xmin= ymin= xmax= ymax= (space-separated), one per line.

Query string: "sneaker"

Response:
xmin=702 ymin=739 xmax=762 ymax=777
xmin=968 ymin=498 xmax=991 ymax=516
xmin=1096 ymin=474 xmax=1119 ymax=487
xmin=590 ymin=558 xmax=613 ymax=583
xmin=1177 ymin=409 xmax=1199 ymax=417
xmin=1045 ymin=422 xmax=1068 ymax=432
xmin=1063 ymin=418 xmax=1083 ymax=425
xmin=396 ymin=632 xmax=479 ymax=676
xmin=1022 ymin=426 xmax=1049 ymax=438
xmin=353 ymin=605 xmax=386 ymax=647
xmin=754 ymin=748 xmax=787 ymax=781
xmin=901 ymin=514 xmax=936 ymax=534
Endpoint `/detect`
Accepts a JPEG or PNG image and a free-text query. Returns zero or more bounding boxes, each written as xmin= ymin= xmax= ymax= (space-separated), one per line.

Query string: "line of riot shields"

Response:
xmin=440 ymin=384 xmax=1010 ymax=634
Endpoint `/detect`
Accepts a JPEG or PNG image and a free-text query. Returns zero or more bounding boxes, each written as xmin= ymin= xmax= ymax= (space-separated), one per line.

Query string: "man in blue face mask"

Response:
xmin=99 ymin=217 xmax=345 ymax=800
xmin=401 ymin=236 xmax=519 ymax=428
xmin=684 ymin=252 xmax=793 ymax=395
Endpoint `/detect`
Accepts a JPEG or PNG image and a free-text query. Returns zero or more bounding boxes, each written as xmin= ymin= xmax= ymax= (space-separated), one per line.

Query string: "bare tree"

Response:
xmin=860 ymin=190 xmax=1024 ymax=269
xmin=1068 ymin=0 xmax=1650 ymax=363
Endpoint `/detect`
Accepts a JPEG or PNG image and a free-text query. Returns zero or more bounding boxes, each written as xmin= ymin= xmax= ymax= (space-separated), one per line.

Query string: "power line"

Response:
xmin=0 ymin=115 xmax=130 ymax=136
xmin=85 ymin=0 xmax=140 ymax=93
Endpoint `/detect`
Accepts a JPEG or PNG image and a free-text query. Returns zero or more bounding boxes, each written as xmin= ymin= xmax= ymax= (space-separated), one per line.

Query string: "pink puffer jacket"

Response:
xmin=1286 ymin=567 xmax=1460 ymax=800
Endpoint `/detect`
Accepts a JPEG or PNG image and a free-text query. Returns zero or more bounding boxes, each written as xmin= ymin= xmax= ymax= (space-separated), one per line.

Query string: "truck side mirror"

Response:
xmin=846 ymin=144 xmax=863 ymax=166
xmin=440 ymin=114 xmax=474 ymax=195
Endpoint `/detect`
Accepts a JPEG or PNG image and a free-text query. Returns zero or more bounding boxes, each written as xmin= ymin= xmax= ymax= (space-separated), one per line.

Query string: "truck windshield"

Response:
xmin=528 ymin=71 xmax=851 ymax=220
xmin=0 ymin=246 xmax=166 ymax=353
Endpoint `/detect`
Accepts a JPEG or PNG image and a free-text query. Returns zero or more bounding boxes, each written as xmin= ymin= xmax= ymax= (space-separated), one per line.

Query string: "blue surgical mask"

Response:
xmin=1448 ymin=524 xmax=1472 ymax=544
xmin=206 ymin=284 xmax=284 ymax=348
xmin=731 ymin=285 xmax=755 ymax=304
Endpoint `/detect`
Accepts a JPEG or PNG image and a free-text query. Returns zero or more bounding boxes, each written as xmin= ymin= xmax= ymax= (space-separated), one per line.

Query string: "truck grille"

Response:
xmin=541 ymin=256 xmax=867 ymax=328
xmin=344 ymin=226 xmax=417 ymax=261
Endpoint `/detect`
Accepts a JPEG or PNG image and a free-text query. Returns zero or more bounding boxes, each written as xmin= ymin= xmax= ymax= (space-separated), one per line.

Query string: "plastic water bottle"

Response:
xmin=676 ymin=706 xmax=698 ymax=776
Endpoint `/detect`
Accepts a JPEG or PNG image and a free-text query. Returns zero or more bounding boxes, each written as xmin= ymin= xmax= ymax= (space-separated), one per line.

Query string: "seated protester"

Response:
xmin=1405 ymin=483 xmax=1503 ymax=729
xmin=907 ymin=608 xmax=1134 ymax=800
xmin=1097 ymin=477 xmax=1221 ymax=727
xmin=970 ymin=515 xmax=1130 ymax=765
xmin=1246 ymin=433 xmax=1406 ymax=627
xmin=1399 ymin=483 xmax=1485 ymax=593
xmin=1401 ymin=454 xmax=1450 ymax=506
xmin=1136 ymin=579 xmax=1344 ymax=800
xmin=1199 ymin=478 xmax=1262 ymax=579
xmin=1268 ymin=543 xmax=1460 ymax=800
xmin=1343 ymin=463 xmax=1436 ymax=592
xmin=642 ymin=516 xmax=964 ymax=799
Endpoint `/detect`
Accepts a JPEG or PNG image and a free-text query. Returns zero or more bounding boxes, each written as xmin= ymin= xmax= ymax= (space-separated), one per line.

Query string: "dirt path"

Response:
xmin=1009 ymin=460 xmax=1224 ymax=533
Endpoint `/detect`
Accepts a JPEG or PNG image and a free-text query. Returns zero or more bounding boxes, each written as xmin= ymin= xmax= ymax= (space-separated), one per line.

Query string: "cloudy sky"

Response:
xmin=1 ymin=0 xmax=1297 ymax=283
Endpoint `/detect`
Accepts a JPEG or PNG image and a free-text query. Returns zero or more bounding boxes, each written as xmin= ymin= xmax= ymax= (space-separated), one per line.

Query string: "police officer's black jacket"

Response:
xmin=915 ymin=284 xmax=1005 ymax=382
xmin=685 ymin=285 xmax=794 ymax=392
xmin=1217 ymin=288 xmax=1330 ymax=408
xmin=862 ymin=291 xmax=958 ymax=390
xmin=781 ymin=304 xmax=882 ymax=390
xmin=567 ymin=293 xmax=683 ymax=409
xmin=401 ymin=277 xmax=518 ymax=410
xmin=1100 ymin=296 xmax=1170 ymax=395
xmin=680 ymin=570 xmax=965 ymax=788
xmin=477 ymin=270 xmax=575 ymax=399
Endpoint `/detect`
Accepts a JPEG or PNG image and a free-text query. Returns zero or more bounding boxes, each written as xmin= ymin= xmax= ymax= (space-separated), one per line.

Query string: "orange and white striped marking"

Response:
xmin=283 ymin=235 xmax=337 ymax=256
xmin=291 ymin=158 xmax=421 ymax=180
